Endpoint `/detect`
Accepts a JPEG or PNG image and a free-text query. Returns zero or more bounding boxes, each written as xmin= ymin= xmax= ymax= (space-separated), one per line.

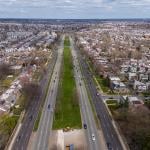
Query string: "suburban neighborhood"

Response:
xmin=0 ymin=20 xmax=149 ymax=150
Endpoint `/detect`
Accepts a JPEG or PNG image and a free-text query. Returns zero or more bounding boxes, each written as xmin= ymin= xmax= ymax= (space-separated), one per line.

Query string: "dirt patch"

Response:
xmin=64 ymin=129 xmax=87 ymax=150
xmin=28 ymin=129 xmax=88 ymax=150
xmin=27 ymin=132 xmax=37 ymax=150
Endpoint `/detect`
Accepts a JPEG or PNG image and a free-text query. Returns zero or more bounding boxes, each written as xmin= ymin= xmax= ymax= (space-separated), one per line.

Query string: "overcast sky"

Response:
xmin=0 ymin=0 xmax=150 ymax=19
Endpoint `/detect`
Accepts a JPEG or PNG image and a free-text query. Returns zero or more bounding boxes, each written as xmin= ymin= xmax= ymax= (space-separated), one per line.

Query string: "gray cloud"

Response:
xmin=0 ymin=0 xmax=149 ymax=18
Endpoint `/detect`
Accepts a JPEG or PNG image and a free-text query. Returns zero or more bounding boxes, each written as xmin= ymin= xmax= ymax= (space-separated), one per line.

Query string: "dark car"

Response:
xmin=48 ymin=104 xmax=50 ymax=109
xmin=79 ymin=82 xmax=82 ymax=86
xmin=83 ymin=124 xmax=87 ymax=129
xmin=18 ymin=135 xmax=21 ymax=140
xmin=107 ymin=142 xmax=112 ymax=150
xmin=29 ymin=115 xmax=33 ymax=120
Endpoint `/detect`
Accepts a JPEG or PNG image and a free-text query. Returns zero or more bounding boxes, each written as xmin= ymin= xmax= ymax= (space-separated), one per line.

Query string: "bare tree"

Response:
xmin=0 ymin=63 xmax=12 ymax=79
xmin=22 ymin=83 xmax=41 ymax=99
xmin=21 ymin=82 xmax=41 ymax=108
xmin=114 ymin=107 xmax=150 ymax=150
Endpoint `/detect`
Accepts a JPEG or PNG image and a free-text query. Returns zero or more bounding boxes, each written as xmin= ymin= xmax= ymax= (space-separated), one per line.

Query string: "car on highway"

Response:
xmin=29 ymin=115 xmax=33 ymax=121
xmin=96 ymin=92 xmax=100 ymax=96
xmin=17 ymin=135 xmax=21 ymax=141
xmin=79 ymin=82 xmax=82 ymax=86
xmin=48 ymin=104 xmax=50 ymax=109
xmin=92 ymin=133 xmax=95 ymax=141
xmin=83 ymin=124 xmax=87 ymax=129
xmin=107 ymin=142 xmax=113 ymax=150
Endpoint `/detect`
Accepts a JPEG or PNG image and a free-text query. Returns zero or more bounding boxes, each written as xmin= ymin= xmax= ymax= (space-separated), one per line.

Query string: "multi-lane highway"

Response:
xmin=32 ymin=36 xmax=64 ymax=150
xmin=11 ymin=38 xmax=60 ymax=150
xmin=72 ymin=37 xmax=125 ymax=150
xmin=11 ymin=34 xmax=125 ymax=150
xmin=70 ymin=37 xmax=106 ymax=150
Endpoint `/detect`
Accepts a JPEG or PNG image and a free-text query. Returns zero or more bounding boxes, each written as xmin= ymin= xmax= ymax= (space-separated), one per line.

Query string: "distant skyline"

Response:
xmin=0 ymin=0 xmax=150 ymax=19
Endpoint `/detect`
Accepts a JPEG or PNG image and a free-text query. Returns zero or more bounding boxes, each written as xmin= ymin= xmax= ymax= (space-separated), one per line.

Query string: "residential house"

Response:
xmin=134 ymin=80 xmax=147 ymax=92
xmin=0 ymin=80 xmax=22 ymax=113
xmin=120 ymin=96 xmax=144 ymax=108
xmin=109 ymin=76 xmax=129 ymax=93
xmin=128 ymin=96 xmax=144 ymax=108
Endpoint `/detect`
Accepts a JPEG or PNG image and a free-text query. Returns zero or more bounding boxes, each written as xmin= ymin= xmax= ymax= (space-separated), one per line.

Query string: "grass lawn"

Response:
xmin=106 ymin=99 xmax=118 ymax=105
xmin=142 ymin=92 xmax=150 ymax=97
xmin=64 ymin=36 xmax=70 ymax=47
xmin=0 ymin=76 xmax=16 ymax=92
xmin=95 ymin=75 xmax=111 ymax=93
xmin=16 ymin=94 xmax=27 ymax=109
xmin=106 ymin=99 xmax=120 ymax=110
xmin=0 ymin=114 xmax=19 ymax=149
xmin=53 ymin=37 xmax=81 ymax=129
xmin=0 ymin=115 xmax=19 ymax=135
xmin=87 ymin=60 xmax=113 ymax=94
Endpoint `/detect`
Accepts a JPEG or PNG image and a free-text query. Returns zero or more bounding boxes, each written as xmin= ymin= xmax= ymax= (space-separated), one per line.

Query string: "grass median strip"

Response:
xmin=53 ymin=37 xmax=81 ymax=129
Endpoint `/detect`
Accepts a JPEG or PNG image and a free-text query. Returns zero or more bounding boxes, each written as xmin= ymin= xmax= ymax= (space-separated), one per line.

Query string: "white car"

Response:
xmin=96 ymin=92 xmax=100 ymax=96
xmin=92 ymin=134 xmax=95 ymax=141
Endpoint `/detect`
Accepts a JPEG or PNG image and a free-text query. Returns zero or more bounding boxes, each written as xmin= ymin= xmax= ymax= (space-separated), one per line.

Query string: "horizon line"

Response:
xmin=0 ymin=18 xmax=150 ymax=20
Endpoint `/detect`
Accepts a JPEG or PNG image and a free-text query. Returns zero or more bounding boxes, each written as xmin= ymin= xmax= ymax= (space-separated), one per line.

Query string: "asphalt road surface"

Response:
xmin=72 ymin=37 xmax=125 ymax=150
xmin=32 ymin=36 xmax=64 ymax=150
xmin=70 ymin=37 xmax=106 ymax=150
xmin=11 ymin=40 xmax=59 ymax=150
